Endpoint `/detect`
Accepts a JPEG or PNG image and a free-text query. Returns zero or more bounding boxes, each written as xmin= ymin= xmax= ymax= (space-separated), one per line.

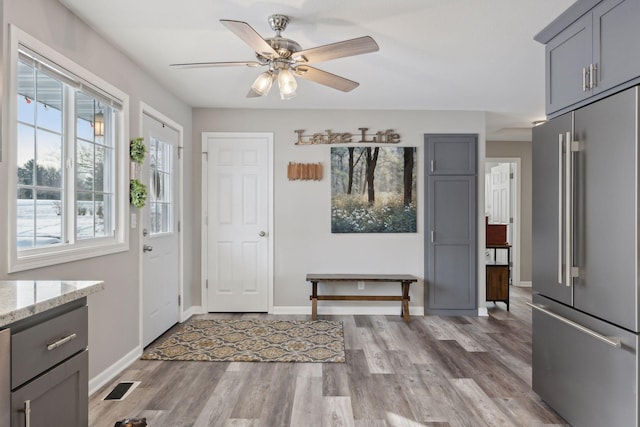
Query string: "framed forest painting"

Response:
xmin=331 ymin=146 xmax=417 ymax=233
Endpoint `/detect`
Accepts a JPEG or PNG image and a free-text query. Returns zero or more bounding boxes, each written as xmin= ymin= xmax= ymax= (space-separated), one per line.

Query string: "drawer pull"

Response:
xmin=46 ymin=333 xmax=77 ymax=351
xmin=527 ymin=302 xmax=621 ymax=348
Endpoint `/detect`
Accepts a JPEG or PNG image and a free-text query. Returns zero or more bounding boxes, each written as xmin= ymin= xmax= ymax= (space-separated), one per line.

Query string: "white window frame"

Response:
xmin=6 ymin=25 xmax=129 ymax=272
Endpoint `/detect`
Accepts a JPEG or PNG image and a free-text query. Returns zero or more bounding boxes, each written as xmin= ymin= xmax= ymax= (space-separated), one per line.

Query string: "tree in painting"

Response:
xmin=331 ymin=146 xmax=417 ymax=233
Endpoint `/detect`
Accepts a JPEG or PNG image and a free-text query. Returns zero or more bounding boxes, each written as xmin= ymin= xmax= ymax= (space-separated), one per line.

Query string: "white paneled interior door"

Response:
xmin=203 ymin=132 xmax=272 ymax=312
xmin=490 ymin=163 xmax=511 ymax=224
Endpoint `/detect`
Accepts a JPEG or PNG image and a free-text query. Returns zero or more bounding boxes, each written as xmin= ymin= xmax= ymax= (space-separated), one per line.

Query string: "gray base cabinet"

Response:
xmin=5 ymin=299 xmax=88 ymax=427
xmin=425 ymin=134 xmax=477 ymax=315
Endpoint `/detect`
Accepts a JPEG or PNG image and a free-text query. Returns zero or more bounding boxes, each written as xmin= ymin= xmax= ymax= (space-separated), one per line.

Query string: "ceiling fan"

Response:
xmin=170 ymin=14 xmax=379 ymax=99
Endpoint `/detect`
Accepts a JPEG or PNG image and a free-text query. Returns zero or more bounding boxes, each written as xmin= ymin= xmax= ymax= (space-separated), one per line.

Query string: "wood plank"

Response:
xmin=306 ymin=274 xmax=417 ymax=282
xmin=322 ymin=396 xmax=356 ymax=427
xmin=315 ymin=295 xmax=406 ymax=301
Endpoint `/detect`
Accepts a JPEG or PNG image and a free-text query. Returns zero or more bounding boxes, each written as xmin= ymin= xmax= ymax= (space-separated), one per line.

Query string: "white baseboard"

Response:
xmin=514 ymin=281 xmax=532 ymax=288
xmin=181 ymin=305 xmax=202 ymax=322
xmin=272 ymin=305 xmax=425 ymax=316
xmin=89 ymin=345 xmax=142 ymax=396
xmin=478 ymin=307 xmax=489 ymax=317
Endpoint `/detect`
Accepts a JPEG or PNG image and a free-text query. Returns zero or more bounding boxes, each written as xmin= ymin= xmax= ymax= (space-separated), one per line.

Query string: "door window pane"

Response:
xmin=149 ymin=137 xmax=173 ymax=235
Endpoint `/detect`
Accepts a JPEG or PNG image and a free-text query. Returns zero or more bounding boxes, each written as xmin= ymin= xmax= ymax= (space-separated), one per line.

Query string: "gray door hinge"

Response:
xmin=206 ymin=279 xmax=209 ymax=289
xmin=178 ymin=295 xmax=181 ymax=306
xmin=178 ymin=221 xmax=181 ymax=232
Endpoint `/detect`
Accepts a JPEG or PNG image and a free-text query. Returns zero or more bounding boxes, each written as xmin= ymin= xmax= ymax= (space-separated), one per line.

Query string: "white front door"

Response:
xmin=203 ymin=132 xmax=272 ymax=312
xmin=142 ymin=113 xmax=180 ymax=346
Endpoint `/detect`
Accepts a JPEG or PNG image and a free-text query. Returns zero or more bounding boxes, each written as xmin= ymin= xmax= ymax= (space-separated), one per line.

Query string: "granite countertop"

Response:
xmin=0 ymin=280 xmax=104 ymax=327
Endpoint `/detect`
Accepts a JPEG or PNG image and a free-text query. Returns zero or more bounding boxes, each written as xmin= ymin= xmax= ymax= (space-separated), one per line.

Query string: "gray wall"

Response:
xmin=193 ymin=109 xmax=488 ymax=310
xmin=486 ymin=140 xmax=532 ymax=283
xmin=0 ymin=0 xmax=195 ymax=385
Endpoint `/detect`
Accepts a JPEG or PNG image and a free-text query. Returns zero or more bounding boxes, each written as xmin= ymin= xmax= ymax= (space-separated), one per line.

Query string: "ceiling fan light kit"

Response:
xmin=171 ymin=14 xmax=379 ymax=99
xmin=277 ymin=67 xmax=297 ymax=99
xmin=250 ymin=70 xmax=274 ymax=96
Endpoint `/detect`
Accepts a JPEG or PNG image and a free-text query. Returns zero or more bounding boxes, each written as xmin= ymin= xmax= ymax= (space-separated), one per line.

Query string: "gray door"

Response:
xmin=426 ymin=175 xmax=477 ymax=310
xmin=573 ymin=86 xmax=638 ymax=332
xmin=532 ymin=113 xmax=572 ymax=305
xmin=425 ymin=133 xmax=477 ymax=314
xmin=545 ymin=12 xmax=592 ymax=114
xmin=593 ymin=0 xmax=640 ymax=95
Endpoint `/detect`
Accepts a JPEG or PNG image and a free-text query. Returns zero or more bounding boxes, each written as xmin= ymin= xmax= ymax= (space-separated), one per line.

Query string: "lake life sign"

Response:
xmin=294 ymin=128 xmax=401 ymax=145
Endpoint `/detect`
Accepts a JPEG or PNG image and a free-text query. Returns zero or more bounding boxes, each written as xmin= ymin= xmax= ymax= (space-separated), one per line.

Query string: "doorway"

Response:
xmin=485 ymin=158 xmax=521 ymax=286
xmin=140 ymin=107 xmax=183 ymax=347
xmin=201 ymin=132 xmax=273 ymax=312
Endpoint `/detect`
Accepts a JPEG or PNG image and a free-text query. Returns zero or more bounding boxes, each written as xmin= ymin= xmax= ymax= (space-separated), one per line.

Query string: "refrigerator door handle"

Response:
xmin=565 ymin=134 xmax=572 ymax=287
xmin=565 ymin=132 xmax=580 ymax=286
xmin=558 ymin=133 xmax=564 ymax=285
xmin=527 ymin=302 xmax=621 ymax=348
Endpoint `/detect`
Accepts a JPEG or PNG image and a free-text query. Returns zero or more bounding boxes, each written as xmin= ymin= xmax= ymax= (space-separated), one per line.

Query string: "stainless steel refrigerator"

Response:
xmin=532 ymin=85 xmax=639 ymax=426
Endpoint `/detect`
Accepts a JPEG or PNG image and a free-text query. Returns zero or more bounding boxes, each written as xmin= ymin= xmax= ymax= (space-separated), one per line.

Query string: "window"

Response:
xmin=8 ymin=26 xmax=129 ymax=272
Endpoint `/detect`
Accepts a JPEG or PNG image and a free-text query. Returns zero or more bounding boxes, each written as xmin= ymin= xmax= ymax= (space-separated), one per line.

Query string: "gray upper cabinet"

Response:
xmin=545 ymin=13 xmax=592 ymax=114
xmin=542 ymin=0 xmax=640 ymax=115
xmin=592 ymin=0 xmax=640 ymax=94
xmin=426 ymin=134 xmax=476 ymax=175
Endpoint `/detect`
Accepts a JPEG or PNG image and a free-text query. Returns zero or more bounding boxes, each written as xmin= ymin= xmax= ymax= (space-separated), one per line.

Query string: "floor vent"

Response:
xmin=103 ymin=381 xmax=140 ymax=401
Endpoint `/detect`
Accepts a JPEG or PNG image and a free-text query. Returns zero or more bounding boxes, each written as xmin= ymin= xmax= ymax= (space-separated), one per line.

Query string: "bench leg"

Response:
xmin=311 ymin=281 xmax=318 ymax=320
xmin=401 ymin=281 xmax=410 ymax=323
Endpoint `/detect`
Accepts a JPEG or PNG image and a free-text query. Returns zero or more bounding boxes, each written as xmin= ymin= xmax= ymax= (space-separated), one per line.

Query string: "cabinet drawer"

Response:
xmin=532 ymin=294 xmax=637 ymax=427
xmin=11 ymin=306 xmax=87 ymax=389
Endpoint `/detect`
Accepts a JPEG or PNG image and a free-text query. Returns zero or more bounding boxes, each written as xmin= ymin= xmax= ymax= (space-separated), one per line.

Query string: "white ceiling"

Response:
xmin=58 ymin=0 xmax=574 ymax=140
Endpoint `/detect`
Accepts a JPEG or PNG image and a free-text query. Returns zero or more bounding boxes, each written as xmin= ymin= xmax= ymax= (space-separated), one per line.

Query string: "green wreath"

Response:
xmin=130 ymin=137 xmax=146 ymax=163
xmin=130 ymin=179 xmax=148 ymax=208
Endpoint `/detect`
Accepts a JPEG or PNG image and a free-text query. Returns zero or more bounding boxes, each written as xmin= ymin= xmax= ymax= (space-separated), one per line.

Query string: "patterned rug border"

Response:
xmin=141 ymin=318 xmax=346 ymax=363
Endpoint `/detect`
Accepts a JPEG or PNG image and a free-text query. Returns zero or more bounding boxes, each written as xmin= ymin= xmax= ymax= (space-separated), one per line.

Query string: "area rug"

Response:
xmin=141 ymin=318 xmax=345 ymax=363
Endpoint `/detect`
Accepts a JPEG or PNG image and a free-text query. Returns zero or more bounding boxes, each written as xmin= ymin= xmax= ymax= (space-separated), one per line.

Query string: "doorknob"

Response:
xmin=259 ymin=231 xmax=266 ymax=237
xmin=143 ymin=245 xmax=153 ymax=253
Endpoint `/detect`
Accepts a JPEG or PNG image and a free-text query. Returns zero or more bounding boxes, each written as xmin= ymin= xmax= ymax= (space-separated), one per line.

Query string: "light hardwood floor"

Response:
xmin=89 ymin=287 xmax=568 ymax=426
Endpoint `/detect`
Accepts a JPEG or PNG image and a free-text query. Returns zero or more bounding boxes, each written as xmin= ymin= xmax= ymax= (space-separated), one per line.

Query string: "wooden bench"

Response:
xmin=305 ymin=274 xmax=418 ymax=323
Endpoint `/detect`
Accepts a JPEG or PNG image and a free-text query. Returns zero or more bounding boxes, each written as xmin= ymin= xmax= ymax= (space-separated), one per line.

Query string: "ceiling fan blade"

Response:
xmin=294 ymin=66 xmax=359 ymax=92
xmin=293 ymin=36 xmax=379 ymax=64
xmin=220 ymin=19 xmax=279 ymax=59
xmin=170 ymin=61 xmax=262 ymax=69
